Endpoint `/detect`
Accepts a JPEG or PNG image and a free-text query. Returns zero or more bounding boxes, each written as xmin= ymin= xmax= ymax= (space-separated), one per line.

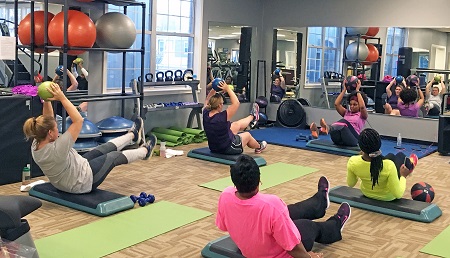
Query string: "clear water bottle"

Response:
xmin=397 ymin=133 xmax=402 ymax=147
xmin=160 ymin=141 xmax=167 ymax=158
xmin=22 ymin=166 xmax=31 ymax=185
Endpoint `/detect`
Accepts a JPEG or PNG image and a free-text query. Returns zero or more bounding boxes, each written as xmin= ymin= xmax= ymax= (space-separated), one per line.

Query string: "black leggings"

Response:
xmin=82 ymin=142 xmax=128 ymax=190
xmin=287 ymin=192 xmax=342 ymax=251
xmin=329 ymin=119 xmax=359 ymax=147
xmin=384 ymin=152 xmax=414 ymax=178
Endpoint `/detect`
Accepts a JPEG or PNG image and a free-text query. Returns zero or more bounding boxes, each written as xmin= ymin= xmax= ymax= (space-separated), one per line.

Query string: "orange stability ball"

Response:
xmin=48 ymin=10 xmax=96 ymax=56
xmin=365 ymin=44 xmax=379 ymax=63
xmin=365 ymin=27 xmax=380 ymax=37
xmin=18 ymin=11 xmax=55 ymax=53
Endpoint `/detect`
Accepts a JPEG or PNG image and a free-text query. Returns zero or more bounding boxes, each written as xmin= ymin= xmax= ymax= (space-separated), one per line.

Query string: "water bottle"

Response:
xmin=22 ymin=165 xmax=31 ymax=185
xmin=397 ymin=133 xmax=402 ymax=147
xmin=160 ymin=141 xmax=167 ymax=158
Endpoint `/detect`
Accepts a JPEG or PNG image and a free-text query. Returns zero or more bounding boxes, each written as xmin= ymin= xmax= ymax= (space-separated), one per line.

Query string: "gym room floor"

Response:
xmin=1 ymin=141 xmax=448 ymax=257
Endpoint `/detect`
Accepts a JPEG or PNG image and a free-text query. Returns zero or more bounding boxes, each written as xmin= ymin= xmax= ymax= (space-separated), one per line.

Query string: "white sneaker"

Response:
xmin=255 ymin=141 xmax=267 ymax=154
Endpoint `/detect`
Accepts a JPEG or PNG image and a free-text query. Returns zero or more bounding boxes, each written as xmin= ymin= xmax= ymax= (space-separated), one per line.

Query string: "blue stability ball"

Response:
xmin=212 ymin=78 xmax=224 ymax=91
xmin=96 ymin=116 xmax=133 ymax=133
xmin=59 ymin=117 xmax=101 ymax=138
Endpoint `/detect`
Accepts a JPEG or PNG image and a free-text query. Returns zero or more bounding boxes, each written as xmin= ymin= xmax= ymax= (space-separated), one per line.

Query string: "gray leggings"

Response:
xmin=82 ymin=142 xmax=128 ymax=190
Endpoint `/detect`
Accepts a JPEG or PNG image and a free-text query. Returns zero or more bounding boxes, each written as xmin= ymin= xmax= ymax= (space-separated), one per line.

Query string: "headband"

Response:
xmin=368 ymin=150 xmax=382 ymax=158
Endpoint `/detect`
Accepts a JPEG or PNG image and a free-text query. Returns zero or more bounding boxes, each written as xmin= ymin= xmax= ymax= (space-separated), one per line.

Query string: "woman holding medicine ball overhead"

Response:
xmin=23 ymin=82 xmax=156 ymax=194
xmin=203 ymin=80 xmax=267 ymax=154
xmin=310 ymin=77 xmax=369 ymax=147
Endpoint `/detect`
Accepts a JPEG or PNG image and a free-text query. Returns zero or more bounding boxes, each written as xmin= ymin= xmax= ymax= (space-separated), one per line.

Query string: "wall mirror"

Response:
xmin=275 ymin=26 xmax=450 ymax=119
xmin=268 ymin=28 xmax=303 ymax=103
xmin=207 ymin=22 xmax=252 ymax=102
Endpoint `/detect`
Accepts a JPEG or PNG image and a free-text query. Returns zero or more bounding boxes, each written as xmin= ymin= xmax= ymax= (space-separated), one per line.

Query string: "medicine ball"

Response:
xmin=395 ymin=75 xmax=403 ymax=84
xmin=258 ymin=112 xmax=268 ymax=126
xmin=255 ymin=96 xmax=268 ymax=108
xmin=434 ymin=75 xmax=441 ymax=83
xmin=406 ymin=75 xmax=419 ymax=87
xmin=55 ymin=65 xmax=64 ymax=76
xmin=411 ymin=182 xmax=435 ymax=203
xmin=212 ymin=78 xmax=223 ymax=91
xmin=345 ymin=76 xmax=359 ymax=92
xmin=270 ymin=95 xmax=282 ymax=103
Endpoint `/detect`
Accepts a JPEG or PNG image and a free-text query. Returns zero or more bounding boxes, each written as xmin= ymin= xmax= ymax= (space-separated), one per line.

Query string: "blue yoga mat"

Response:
xmin=250 ymin=127 xmax=437 ymax=158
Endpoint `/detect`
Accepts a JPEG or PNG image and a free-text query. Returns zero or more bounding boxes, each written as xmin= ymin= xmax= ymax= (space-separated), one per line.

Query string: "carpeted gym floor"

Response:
xmin=1 ymin=138 xmax=449 ymax=257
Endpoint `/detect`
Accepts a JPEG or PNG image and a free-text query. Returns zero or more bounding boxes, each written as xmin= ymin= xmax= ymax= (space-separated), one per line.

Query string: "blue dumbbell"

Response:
xmin=137 ymin=194 xmax=156 ymax=207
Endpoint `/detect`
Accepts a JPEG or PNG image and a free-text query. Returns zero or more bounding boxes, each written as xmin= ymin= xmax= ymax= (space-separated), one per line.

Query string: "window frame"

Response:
xmin=105 ymin=0 xmax=196 ymax=92
xmin=383 ymin=27 xmax=406 ymax=77
xmin=305 ymin=27 xmax=343 ymax=87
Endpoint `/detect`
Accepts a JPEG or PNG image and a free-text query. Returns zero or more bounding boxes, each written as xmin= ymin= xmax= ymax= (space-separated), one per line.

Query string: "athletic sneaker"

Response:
xmin=320 ymin=118 xmax=329 ymax=135
xmin=250 ymin=103 xmax=260 ymax=129
xmin=255 ymin=141 xmax=267 ymax=154
xmin=318 ymin=176 xmax=330 ymax=210
xmin=409 ymin=153 xmax=419 ymax=173
xmin=335 ymin=202 xmax=351 ymax=232
xmin=310 ymin=122 xmax=319 ymax=139
xmin=130 ymin=117 xmax=144 ymax=144
xmin=144 ymin=134 xmax=157 ymax=160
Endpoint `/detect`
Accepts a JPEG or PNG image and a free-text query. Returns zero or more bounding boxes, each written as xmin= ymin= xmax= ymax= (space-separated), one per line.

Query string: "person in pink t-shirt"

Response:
xmin=216 ymin=154 xmax=351 ymax=258
xmin=310 ymin=78 xmax=368 ymax=147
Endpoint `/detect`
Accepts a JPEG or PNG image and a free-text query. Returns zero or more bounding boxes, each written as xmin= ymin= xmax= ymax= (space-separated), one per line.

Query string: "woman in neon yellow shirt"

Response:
xmin=347 ymin=128 xmax=418 ymax=201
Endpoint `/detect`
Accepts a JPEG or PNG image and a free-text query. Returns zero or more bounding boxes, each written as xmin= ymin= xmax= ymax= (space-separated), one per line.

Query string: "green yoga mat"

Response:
xmin=200 ymin=162 xmax=318 ymax=191
xmin=35 ymin=201 xmax=212 ymax=258
xmin=420 ymin=225 xmax=450 ymax=257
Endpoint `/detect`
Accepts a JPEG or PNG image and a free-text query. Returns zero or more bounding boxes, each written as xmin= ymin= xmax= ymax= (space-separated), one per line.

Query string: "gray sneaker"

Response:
xmin=249 ymin=103 xmax=260 ymax=129
xmin=144 ymin=134 xmax=157 ymax=160
xmin=130 ymin=117 xmax=144 ymax=144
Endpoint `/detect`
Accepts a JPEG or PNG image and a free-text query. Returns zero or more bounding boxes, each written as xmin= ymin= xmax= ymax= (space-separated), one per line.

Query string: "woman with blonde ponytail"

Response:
xmin=346 ymin=128 xmax=418 ymax=201
xmin=203 ymin=81 xmax=267 ymax=154
xmin=23 ymin=82 xmax=156 ymax=194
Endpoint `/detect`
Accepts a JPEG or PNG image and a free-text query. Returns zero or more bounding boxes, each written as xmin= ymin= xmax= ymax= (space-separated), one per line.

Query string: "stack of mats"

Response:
xmin=149 ymin=127 xmax=207 ymax=146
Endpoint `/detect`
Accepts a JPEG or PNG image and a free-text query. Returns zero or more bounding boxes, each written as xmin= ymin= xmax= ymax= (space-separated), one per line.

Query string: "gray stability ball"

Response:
xmin=95 ymin=12 xmax=137 ymax=49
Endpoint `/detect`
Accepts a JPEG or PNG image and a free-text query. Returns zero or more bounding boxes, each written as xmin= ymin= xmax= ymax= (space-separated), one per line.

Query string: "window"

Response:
xmin=306 ymin=27 xmax=343 ymax=84
xmin=0 ymin=5 xmax=36 ymax=37
xmin=106 ymin=3 xmax=151 ymax=89
xmin=155 ymin=0 xmax=194 ymax=73
xmin=384 ymin=27 xmax=406 ymax=77
xmin=106 ymin=0 xmax=195 ymax=89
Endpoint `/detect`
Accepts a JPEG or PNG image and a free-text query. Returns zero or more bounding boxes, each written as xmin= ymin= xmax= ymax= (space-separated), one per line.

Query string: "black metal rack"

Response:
xmin=342 ymin=34 xmax=381 ymax=80
xmin=13 ymin=0 xmax=146 ymax=130
xmin=141 ymin=80 xmax=203 ymax=129
xmin=342 ymin=34 xmax=381 ymax=108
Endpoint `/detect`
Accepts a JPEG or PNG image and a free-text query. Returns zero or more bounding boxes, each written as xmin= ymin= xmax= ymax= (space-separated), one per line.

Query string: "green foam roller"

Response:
xmin=151 ymin=132 xmax=183 ymax=144
xmin=169 ymin=127 xmax=205 ymax=137
xmin=157 ymin=139 xmax=179 ymax=147
xmin=151 ymin=127 xmax=186 ymax=137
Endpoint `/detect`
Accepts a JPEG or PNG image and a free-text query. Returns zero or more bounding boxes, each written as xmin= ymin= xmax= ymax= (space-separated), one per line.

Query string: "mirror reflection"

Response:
xmin=273 ymin=26 xmax=450 ymax=119
xmin=270 ymin=28 xmax=302 ymax=103
xmin=207 ymin=22 xmax=252 ymax=102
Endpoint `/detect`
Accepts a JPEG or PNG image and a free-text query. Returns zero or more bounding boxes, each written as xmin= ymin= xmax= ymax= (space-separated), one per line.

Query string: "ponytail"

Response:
xmin=23 ymin=115 xmax=56 ymax=142
xmin=358 ymin=128 xmax=383 ymax=189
